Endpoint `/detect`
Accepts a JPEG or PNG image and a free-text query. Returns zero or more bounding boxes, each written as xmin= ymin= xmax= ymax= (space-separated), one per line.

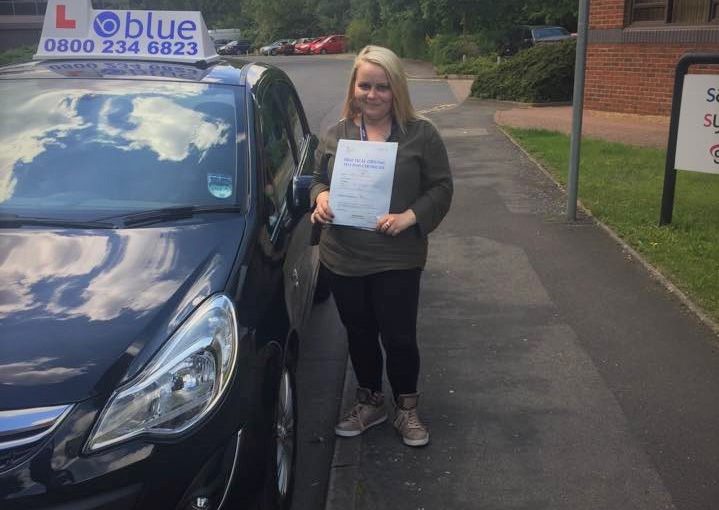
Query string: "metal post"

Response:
xmin=567 ymin=0 xmax=590 ymax=221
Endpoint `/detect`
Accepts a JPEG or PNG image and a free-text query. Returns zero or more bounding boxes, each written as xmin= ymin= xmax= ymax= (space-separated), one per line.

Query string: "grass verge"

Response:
xmin=506 ymin=127 xmax=719 ymax=324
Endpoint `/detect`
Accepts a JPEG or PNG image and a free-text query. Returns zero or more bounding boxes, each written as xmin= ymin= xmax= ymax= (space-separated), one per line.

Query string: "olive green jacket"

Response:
xmin=310 ymin=118 xmax=453 ymax=276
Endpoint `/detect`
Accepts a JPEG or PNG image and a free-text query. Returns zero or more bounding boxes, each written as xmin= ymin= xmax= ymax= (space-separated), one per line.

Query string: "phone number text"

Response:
xmin=43 ymin=38 xmax=199 ymax=56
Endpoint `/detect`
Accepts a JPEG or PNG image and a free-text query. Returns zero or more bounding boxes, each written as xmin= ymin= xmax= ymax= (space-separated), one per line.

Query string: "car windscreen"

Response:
xmin=533 ymin=27 xmax=569 ymax=39
xmin=0 ymin=79 xmax=241 ymax=217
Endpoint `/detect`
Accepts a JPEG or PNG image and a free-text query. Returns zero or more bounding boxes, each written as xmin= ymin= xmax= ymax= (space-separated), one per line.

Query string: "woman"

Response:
xmin=310 ymin=45 xmax=452 ymax=447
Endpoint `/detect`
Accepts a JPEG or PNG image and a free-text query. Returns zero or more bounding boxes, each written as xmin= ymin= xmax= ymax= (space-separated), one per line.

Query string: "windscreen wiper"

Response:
xmin=0 ymin=214 xmax=116 ymax=229
xmin=105 ymin=205 xmax=244 ymax=228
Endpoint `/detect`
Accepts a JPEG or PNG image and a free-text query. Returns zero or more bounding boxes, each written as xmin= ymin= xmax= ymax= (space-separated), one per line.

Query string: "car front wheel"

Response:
xmin=260 ymin=355 xmax=297 ymax=510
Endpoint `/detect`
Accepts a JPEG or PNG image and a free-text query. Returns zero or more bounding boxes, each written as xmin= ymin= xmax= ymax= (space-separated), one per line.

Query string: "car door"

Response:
xmin=252 ymin=75 xmax=318 ymax=333
xmin=271 ymin=80 xmax=319 ymax=332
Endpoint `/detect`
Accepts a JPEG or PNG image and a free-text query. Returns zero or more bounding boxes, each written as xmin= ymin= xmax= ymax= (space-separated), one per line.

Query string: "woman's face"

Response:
xmin=353 ymin=62 xmax=393 ymax=122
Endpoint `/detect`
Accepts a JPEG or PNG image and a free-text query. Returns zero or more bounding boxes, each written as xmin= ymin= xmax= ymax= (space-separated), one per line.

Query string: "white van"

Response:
xmin=208 ymin=28 xmax=243 ymax=48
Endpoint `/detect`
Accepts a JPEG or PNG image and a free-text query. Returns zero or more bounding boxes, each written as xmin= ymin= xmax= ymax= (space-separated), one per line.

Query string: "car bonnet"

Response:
xmin=0 ymin=217 xmax=246 ymax=410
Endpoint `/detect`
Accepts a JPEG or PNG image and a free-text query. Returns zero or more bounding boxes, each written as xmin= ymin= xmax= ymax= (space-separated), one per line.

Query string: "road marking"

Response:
xmin=439 ymin=127 xmax=489 ymax=137
xmin=417 ymin=103 xmax=458 ymax=114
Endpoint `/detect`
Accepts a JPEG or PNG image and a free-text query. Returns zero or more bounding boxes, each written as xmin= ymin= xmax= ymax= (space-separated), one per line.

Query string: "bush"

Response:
xmin=400 ymin=18 xmax=426 ymax=60
xmin=437 ymin=56 xmax=497 ymax=75
xmin=346 ymin=18 xmax=372 ymax=52
xmin=471 ymin=39 xmax=576 ymax=103
xmin=427 ymin=34 xmax=493 ymax=67
xmin=0 ymin=46 xmax=35 ymax=66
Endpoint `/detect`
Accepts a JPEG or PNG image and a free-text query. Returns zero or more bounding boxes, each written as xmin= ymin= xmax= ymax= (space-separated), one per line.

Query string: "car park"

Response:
xmin=310 ymin=34 xmax=346 ymax=54
xmin=0 ymin=1 xmax=319 ymax=509
xmin=260 ymin=40 xmax=294 ymax=56
xmin=501 ymin=25 xmax=575 ymax=56
xmin=218 ymin=39 xmax=253 ymax=55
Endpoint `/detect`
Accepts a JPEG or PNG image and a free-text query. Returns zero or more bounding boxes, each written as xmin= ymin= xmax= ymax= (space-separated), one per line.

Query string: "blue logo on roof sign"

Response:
xmin=94 ymin=11 xmax=121 ymax=37
xmin=92 ymin=11 xmax=198 ymax=40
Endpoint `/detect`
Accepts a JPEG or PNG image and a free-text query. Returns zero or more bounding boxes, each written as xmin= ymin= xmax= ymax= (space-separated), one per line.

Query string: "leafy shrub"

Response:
xmin=471 ymin=39 xmax=576 ymax=103
xmin=371 ymin=16 xmax=427 ymax=59
xmin=346 ymin=18 xmax=372 ymax=52
xmin=0 ymin=46 xmax=35 ymax=66
xmin=400 ymin=18 xmax=427 ymax=59
xmin=437 ymin=56 xmax=497 ymax=75
xmin=427 ymin=34 xmax=492 ymax=67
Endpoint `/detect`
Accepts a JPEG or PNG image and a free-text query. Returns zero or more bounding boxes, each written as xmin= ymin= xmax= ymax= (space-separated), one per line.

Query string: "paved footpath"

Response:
xmin=324 ymin=99 xmax=719 ymax=510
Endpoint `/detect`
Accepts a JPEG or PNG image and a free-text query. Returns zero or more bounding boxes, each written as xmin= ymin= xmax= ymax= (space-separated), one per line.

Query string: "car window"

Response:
xmin=257 ymin=84 xmax=296 ymax=224
xmin=534 ymin=27 xmax=569 ymax=39
xmin=274 ymin=82 xmax=306 ymax=157
xmin=0 ymin=79 xmax=240 ymax=215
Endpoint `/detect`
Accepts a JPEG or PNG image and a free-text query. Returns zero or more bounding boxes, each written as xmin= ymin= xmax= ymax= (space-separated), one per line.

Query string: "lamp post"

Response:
xmin=567 ymin=0 xmax=590 ymax=221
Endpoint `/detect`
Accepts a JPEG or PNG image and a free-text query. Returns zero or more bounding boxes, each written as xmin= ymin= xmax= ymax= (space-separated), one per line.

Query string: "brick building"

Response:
xmin=587 ymin=0 xmax=719 ymax=116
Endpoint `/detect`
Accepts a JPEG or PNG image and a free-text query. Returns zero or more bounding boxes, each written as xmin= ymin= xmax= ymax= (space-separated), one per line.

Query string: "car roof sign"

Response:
xmin=34 ymin=0 xmax=218 ymax=65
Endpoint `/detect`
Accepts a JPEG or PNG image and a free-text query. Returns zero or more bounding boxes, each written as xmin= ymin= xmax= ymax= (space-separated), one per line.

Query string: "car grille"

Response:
xmin=0 ymin=405 xmax=72 ymax=473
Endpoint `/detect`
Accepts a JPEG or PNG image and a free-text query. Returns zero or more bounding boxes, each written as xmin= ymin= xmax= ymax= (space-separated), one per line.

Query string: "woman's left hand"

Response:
xmin=377 ymin=210 xmax=417 ymax=237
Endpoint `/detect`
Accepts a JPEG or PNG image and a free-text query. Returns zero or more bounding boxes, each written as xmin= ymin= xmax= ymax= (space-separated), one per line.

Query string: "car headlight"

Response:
xmin=85 ymin=294 xmax=238 ymax=452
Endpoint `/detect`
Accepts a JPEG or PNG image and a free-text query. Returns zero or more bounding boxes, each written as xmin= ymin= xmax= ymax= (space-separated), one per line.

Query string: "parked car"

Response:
xmin=310 ymin=34 xmax=346 ymax=54
xmin=501 ymin=25 xmax=575 ymax=56
xmin=293 ymin=37 xmax=320 ymax=55
xmin=260 ymin=39 xmax=294 ymax=56
xmin=218 ymin=39 xmax=253 ymax=55
xmin=0 ymin=5 xmax=320 ymax=510
xmin=212 ymin=37 xmax=232 ymax=50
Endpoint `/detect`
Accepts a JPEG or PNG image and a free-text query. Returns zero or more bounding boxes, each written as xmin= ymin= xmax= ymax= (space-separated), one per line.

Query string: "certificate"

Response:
xmin=329 ymin=139 xmax=398 ymax=230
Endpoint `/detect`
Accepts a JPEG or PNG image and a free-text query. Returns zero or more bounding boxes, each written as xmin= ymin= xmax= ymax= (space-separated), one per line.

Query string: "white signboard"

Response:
xmin=675 ymin=74 xmax=719 ymax=175
xmin=34 ymin=0 xmax=217 ymax=64
xmin=329 ymin=139 xmax=398 ymax=230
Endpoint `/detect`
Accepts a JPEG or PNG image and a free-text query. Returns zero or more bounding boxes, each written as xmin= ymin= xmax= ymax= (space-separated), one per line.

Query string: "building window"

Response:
xmin=630 ymin=0 xmax=717 ymax=24
xmin=631 ymin=0 xmax=668 ymax=22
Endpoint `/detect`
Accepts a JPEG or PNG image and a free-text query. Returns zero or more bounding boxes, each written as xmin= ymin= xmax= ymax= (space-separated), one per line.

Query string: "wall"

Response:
xmin=586 ymin=0 xmax=719 ymax=116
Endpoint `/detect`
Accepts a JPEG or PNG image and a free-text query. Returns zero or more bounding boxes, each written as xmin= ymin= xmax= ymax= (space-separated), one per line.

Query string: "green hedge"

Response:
xmin=427 ymin=33 xmax=492 ymax=67
xmin=471 ymin=39 xmax=576 ymax=103
xmin=0 ymin=46 xmax=35 ymax=66
xmin=346 ymin=18 xmax=372 ymax=52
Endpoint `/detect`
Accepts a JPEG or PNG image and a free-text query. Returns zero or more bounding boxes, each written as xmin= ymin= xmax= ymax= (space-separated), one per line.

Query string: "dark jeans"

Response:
xmin=327 ymin=267 xmax=422 ymax=399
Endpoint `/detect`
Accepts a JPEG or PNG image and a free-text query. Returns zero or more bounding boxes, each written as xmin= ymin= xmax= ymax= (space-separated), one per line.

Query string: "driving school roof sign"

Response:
xmin=34 ymin=0 xmax=218 ymax=64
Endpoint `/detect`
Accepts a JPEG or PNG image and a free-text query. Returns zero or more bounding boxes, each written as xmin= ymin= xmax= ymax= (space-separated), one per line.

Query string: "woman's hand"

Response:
xmin=311 ymin=191 xmax=334 ymax=224
xmin=376 ymin=209 xmax=416 ymax=236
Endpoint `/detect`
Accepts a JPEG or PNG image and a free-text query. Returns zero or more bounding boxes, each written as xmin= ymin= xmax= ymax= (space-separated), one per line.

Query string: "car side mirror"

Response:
xmin=289 ymin=175 xmax=313 ymax=217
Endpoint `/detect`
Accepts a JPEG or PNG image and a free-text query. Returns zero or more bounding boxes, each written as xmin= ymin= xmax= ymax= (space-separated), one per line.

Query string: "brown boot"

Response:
xmin=335 ymin=388 xmax=387 ymax=437
xmin=393 ymin=393 xmax=429 ymax=447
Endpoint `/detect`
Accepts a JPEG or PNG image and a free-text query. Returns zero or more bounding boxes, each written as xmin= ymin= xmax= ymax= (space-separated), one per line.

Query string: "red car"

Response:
xmin=310 ymin=34 xmax=346 ymax=54
xmin=294 ymin=37 xmax=320 ymax=55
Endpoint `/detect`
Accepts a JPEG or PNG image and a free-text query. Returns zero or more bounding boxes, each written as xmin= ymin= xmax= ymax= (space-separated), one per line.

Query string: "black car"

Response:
xmin=218 ymin=40 xmax=253 ymax=56
xmin=0 ymin=56 xmax=320 ymax=510
xmin=501 ymin=25 xmax=575 ymax=56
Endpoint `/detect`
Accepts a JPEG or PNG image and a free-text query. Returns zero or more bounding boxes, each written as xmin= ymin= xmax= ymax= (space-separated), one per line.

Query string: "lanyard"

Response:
xmin=360 ymin=114 xmax=368 ymax=142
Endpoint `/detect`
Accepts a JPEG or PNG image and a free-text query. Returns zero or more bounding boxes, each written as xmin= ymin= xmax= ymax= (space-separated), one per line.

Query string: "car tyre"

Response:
xmin=259 ymin=352 xmax=297 ymax=510
xmin=270 ymin=49 xmax=277 ymax=56
xmin=320 ymin=49 xmax=327 ymax=55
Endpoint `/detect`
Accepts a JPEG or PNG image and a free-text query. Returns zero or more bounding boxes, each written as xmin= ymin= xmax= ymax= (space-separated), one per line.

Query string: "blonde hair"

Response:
xmin=341 ymin=45 xmax=420 ymax=131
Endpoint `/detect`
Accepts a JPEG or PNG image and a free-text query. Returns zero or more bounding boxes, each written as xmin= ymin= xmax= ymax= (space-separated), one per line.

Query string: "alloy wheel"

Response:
xmin=274 ymin=368 xmax=295 ymax=501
